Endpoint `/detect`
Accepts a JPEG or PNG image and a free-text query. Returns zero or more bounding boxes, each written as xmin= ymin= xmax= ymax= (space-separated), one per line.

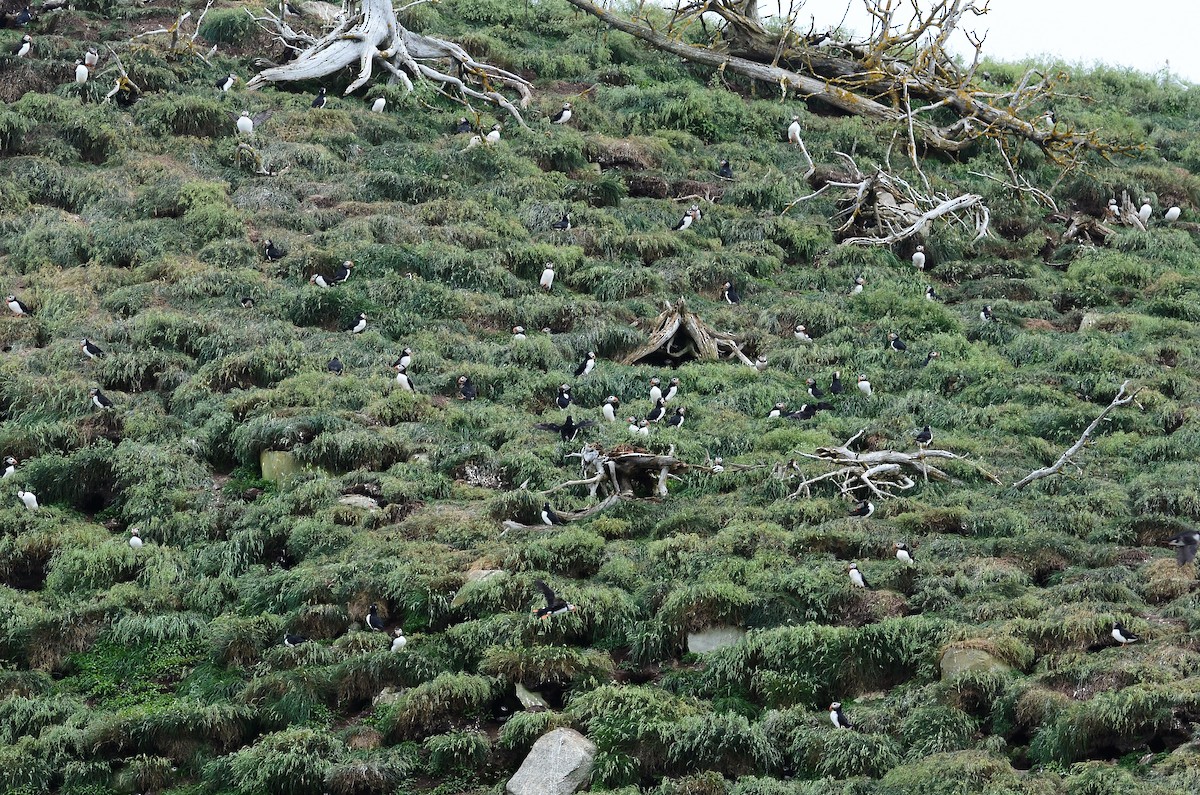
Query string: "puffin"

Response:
xmin=551 ymin=213 xmax=571 ymax=231
xmin=391 ymin=628 xmax=407 ymax=652
xmin=923 ymin=350 xmax=940 ymax=367
xmin=263 ymin=239 xmax=285 ymax=261
xmin=485 ymin=123 xmax=502 ymax=144
xmin=283 ymin=633 xmax=308 ymax=647
xmin=911 ymin=245 xmax=926 ymax=270
xmin=535 ymin=415 xmax=596 ymax=442
xmin=74 ymin=60 xmax=88 ymax=84
xmin=239 ymin=296 xmax=255 ymax=309
xmin=794 ymin=324 xmax=812 ymax=343
xmin=887 ymin=332 xmax=907 ymax=352
xmin=849 ymin=500 xmax=875 ymax=519
xmin=394 ymin=365 xmax=415 ymax=392
xmin=663 ymin=377 xmax=680 ymax=403
xmin=81 ymin=338 xmax=106 ymax=360
xmin=646 ymin=398 xmax=666 ymax=423
xmin=666 ymin=407 xmax=686 ymax=428
xmin=806 ymin=378 xmax=824 ymax=399
xmin=549 ymin=102 xmax=572 ymax=124
xmin=454 ymin=117 xmax=473 ymax=133
xmin=787 ymin=115 xmax=802 ymax=144
xmin=511 ymin=326 xmax=526 ymax=341
xmin=14 ymin=34 xmax=31 ymax=57
xmin=366 ymin=604 xmax=386 ymax=632
xmin=371 ymin=97 xmax=386 ymax=113
xmin=555 ymin=384 xmax=573 ymax=410
xmin=754 ymin=355 xmax=768 ymax=372
xmin=327 ymin=357 xmax=343 ymax=376
xmin=216 ymin=73 xmax=237 ymax=92
xmin=1138 ymin=199 xmax=1152 ymax=225
xmin=980 ymin=305 xmax=993 ymax=323
xmin=894 ymin=542 xmax=914 ymax=565
xmin=89 ymin=387 xmax=113 ymax=409
xmin=332 ymin=261 xmax=353 ymax=283
xmin=574 ymin=352 xmax=596 ymax=377
xmin=1111 ymin=621 xmax=1139 ymax=646
xmin=311 ymin=87 xmax=328 ymax=109
xmin=236 ymin=111 xmax=254 ymax=135
xmin=711 ymin=457 xmax=724 ymax=473
xmin=830 ymin=372 xmax=844 ymax=395
xmin=768 ymin=402 xmax=786 ymax=419
xmin=649 ymin=377 xmax=662 ymax=403
xmin=540 ymin=263 xmax=555 ymax=291
xmin=601 ymin=396 xmax=620 ymax=422
xmin=850 ymin=275 xmax=865 ymax=295
xmin=671 ymin=208 xmax=697 ymax=231
xmin=848 ymin=563 xmax=869 ymax=588
xmin=925 ymin=285 xmax=939 ymax=302
xmin=786 ymin=404 xmax=819 ymax=421
xmin=721 ymin=281 xmax=740 ymax=304
xmin=627 ymin=416 xmax=642 ymax=435
xmin=2 ymin=457 xmax=16 ymax=479
xmin=534 ymin=580 xmax=576 ymax=618
xmin=395 ymin=348 xmax=412 ymax=370
xmin=18 ymin=489 xmax=38 ymax=511
xmin=129 ymin=528 xmax=143 ymax=549
xmin=717 ymin=159 xmax=733 ymax=180
xmin=457 ymin=375 xmax=477 ymax=401
xmin=1106 ymin=198 xmax=1119 ymax=220
xmin=1167 ymin=529 xmax=1200 ymax=566
xmin=309 ymin=273 xmax=330 ymax=288
xmin=348 ymin=313 xmax=367 ymax=334
xmin=857 ymin=374 xmax=872 ymax=397
xmin=1038 ymin=109 xmax=1055 ymax=129
xmin=914 ymin=425 xmax=933 ymax=447
xmin=12 ymin=6 xmax=31 ymax=26
xmin=1165 ymin=205 xmax=1181 ymax=223
xmin=464 ymin=134 xmax=483 ymax=150
xmin=541 ymin=503 xmax=565 ymax=525
xmin=829 ymin=702 xmax=853 ymax=729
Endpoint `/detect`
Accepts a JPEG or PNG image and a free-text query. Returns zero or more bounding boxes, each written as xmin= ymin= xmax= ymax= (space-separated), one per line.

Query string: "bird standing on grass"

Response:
xmin=721 ymin=281 xmax=740 ymax=304
xmin=829 ymin=702 xmax=853 ymax=729
xmin=850 ymin=500 xmax=874 ymax=519
xmin=239 ymin=296 xmax=255 ymax=309
xmin=646 ymin=398 xmax=666 ymax=423
xmin=830 ymin=372 xmax=844 ymax=395
xmin=535 ymin=415 xmax=596 ymax=442
xmin=549 ymin=102 xmax=572 ymax=124
xmin=717 ymin=159 xmax=733 ymax=180
xmin=574 ymin=352 xmax=596 ymax=377
xmin=311 ymin=87 xmax=328 ymax=108
xmin=366 ymin=604 xmax=386 ymax=632
xmin=672 ymin=207 xmax=698 ymax=231
xmin=332 ymin=261 xmax=353 ymax=283
xmin=806 ymin=378 xmax=824 ymax=400
xmin=283 ymin=633 xmax=307 ymax=647
xmin=454 ymin=117 xmax=472 ymax=133
xmin=129 ymin=528 xmax=143 ymax=549
xmin=18 ymin=489 xmax=38 ymax=511
xmin=457 ymin=375 xmax=477 ymax=401
xmin=980 ymin=305 xmax=994 ymax=323
xmin=894 ymin=542 xmax=914 ymax=565
xmin=371 ymin=97 xmax=386 ymax=113
xmin=89 ymin=388 xmax=113 ymax=409
xmin=485 ymin=124 xmax=502 ymax=144
xmin=216 ymin=73 xmax=237 ymax=92
xmin=850 ymin=275 xmax=865 ymax=295
xmin=649 ymin=377 xmax=662 ymax=404
xmin=925 ymin=285 xmax=939 ymax=302
xmin=912 ymin=245 xmax=926 ymax=270
xmin=541 ymin=503 xmax=565 ymax=525
xmin=309 ymin=273 xmax=329 ymax=288
xmin=848 ymin=563 xmax=869 ymax=588
xmin=512 ymin=326 xmax=526 ymax=341
xmin=923 ymin=351 xmax=940 ymax=367
xmin=768 ymin=402 xmax=786 ymax=419
xmin=787 ymin=115 xmax=802 ymax=144
xmin=540 ymin=263 xmax=555 ymax=291
xmin=74 ymin=60 xmax=88 ymax=84
xmin=1167 ymin=529 xmax=1200 ymax=566
xmin=794 ymin=324 xmax=812 ymax=343
xmin=887 ymin=333 xmax=907 ymax=352
xmin=663 ymin=377 xmax=680 ymax=403
xmin=1138 ymin=199 xmax=1153 ymax=225
xmin=601 ymin=396 xmax=620 ymax=422
xmin=81 ymin=338 xmax=106 ymax=360
xmin=394 ymin=364 xmax=415 ymax=392
xmin=1111 ymin=621 xmax=1139 ymax=646
xmin=327 ymin=357 xmax=343 ymax=376
xmin=263 ymin=239 xmax=285 ymax=261
xmin=348 ymin=313 xmax=367 ymax=334
xmin=551 ymin=213 xmax=571 ymax=231
xmin=14 ymin=35 xmax=31 ymax=58
xmin=2 ymin=457 xmax=16 ymax=479
xmin=555 ymin=384 xmax=573 ymax=410
xmin=391 ymin=628 xmax=406 ymax=651
xmin=1165 ymin=205 xmax=1181 ymax=223
xmin=666 ymin=407 xmax=686 ymax=428
xmin=857 ymin=374 xmax=872 ymax=397
xmin=534 ymin=580 xmax=576 ymax=618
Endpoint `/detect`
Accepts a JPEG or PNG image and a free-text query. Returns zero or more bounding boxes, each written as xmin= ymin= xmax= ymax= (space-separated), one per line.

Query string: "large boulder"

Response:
xmin=506 ymin=728 xmax=596 ymax=795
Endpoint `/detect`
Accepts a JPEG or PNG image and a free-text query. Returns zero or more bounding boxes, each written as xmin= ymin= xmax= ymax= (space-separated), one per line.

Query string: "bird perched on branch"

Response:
xmin=89 ymin=387 xmax=113 ymax=410
xmin=456 ymin=375 xmax=477 ymax=401
xmin=533 ymin=580 xmax=576 ymax=618
xmin=1111 ymin=621 xmax=1139 ymax=646
xmin=1167 ymin=529 xmax=1200 ymax=566
xmin=574 ymin=351 xmax=596 ymax=377
xmin=347 ymin=313 xmax=367 ymax=334
xmin=849 ymin=500 xmax=874 ymax=519
xmin=81 ymin=338 xmax=106 ymax=360
xmin=829 ymin=702 xmax=853 ymax=729
xmin=540 ymin=503 xmax=565 ymax=525
xmin=848 ymin=563 xmax=869 ymax=588
xmin=549 ymin=102 xmax=572 ymax=124
xmin=535 ymin=415 xmax=596 ymax=442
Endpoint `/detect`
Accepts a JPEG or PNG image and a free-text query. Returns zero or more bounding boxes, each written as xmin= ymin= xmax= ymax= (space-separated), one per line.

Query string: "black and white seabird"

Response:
xmin=81 ymin=338 xmax=106 ymax=360
xmin=13 ymin=6 xmax=32 ymax=27
xmin=648 ymin=377 xmax=662 ymax=404
xmin=263 ymin=239 xmax=284 ymax=261
xmin=14 ymin=34 xmax=31 ymax=57
xmin=768 ymin=402 xmax=786 ymax=419
xmin=980 ymin=305 xmax=994 ymax=323
xmin=721 ymin=281 xmax=740 ymax=304
xmin=551 ymin=213 xmax=571 ymax=231
xmin=601 ymin=395 xmax=620 ymax=422
xmin=549 ymin=102 xmax=572 ymax=124
xmin=830 ymin=372 xmax=844 ymax=395
xmin=311 ymin=87 xmax=328 ymax=109
xmin=2 ymin=457 xmax=16 ymax=479
xmin=371 ymin=96 xmax=386 ymax=113
xmin=512 ymin=326 xmax=526 ymax=341
xmin=239 ymin=295 xmax=255 ymax=309
xmin=848 ymin=563 xmax=869 ymax=588
xmin=74 ymin=60 xmax=89 ymax=84
xmin=1167 ymin=529 xmax=1200 ymax=566
xmin=894 ymin=542 xmax=914 ymax=565
xmin=887 ymin=332 xmax=907 ymax=352
xmin=18 ymin=489 xmax=38 ymax=511
xmin=366 ymin=603 xmax=386 ymax=632
xmin=1111 ymin=621 xmax=1139 ymax=646
xmin=914 ymin=425 xmax=932 ymax=446
xmin=663 ymin=377 xmax=680 ymax=403
xmin=310 ymin=273 xmax=330 ymax=288
xmin=283 ymin=633 xmax=308 ymax=647
xmin=787 ymin=115 xmax=802 ymax=144
xmin=454 ymin=117 xmax=473 ymax=134
xmin=348 ymin=313 xmax=367 ymax=334
xmin=829 ymin=702 xmax=853 ymax=729
xmin=535 ymin=415 xmax=596 ymax=442
xmin=485 ymin=123 xmax=502 ymax=144
xmin=646 ymin=398 xmax=666 ymax=423
xmin=574 ymin=352 xmax=596 ymax=377
xmin=923 ymin=350 xmax=940 ymax=367
xmin=128 ymin=527 xmax=143 ymax=549
xmin=794 ymin=324 xmax=812 ymax=343
xmin=89 ymin=387 xmax=113 ymax=409
xmin=534 ymin=579 xmax=576 ymax=618
xmin=666 ymin=407 xmax=685 ymax=428
xmin=216 ymin=73 xmax=237 ymax=92
xmin=541 ymin=503 xmax=565 ymax=525
xmin=6 ymin=295 xmax=31 ymax=317
xmin=806 ymin=378 xmax=824 ymax=399
xmin=786 ymin=404 xmax=819 ymax=421
xmin=540 ymin=263 xmax=555 ymax=291
xmin=390 ymin=628 xmax=406 ymax=651
xmin=1165 ymin=205 xmax=1182 ymax=223
xmin=1138 ymin=198 xmax=1152 ymax=225
xmin=395 ymin=347 xmax=412 ymax=370
xmin=327 ymin=357 xmax=343 ymax=376
xmin=627 ymin=416 xmax=650 ymax=437
xmin=671 ymin=207 xmax=697 ymax=231
xmin=555 ymin=384 xmax=573 ymax=410
xmin=925 ymin=285 xmax=939 ymax=302
xmin=849 ymin=500 xmax=874 ymax=519
xmin=332 ymin=260 xmax=352 ymax=283
xmin=857 ymin=374 xmax=872 ymax=397
xmin=394 ymin=364 xmax=415 ymax=392
xmin=236 ymin=111 xmax=254 ymax=135
xmin=717 ymin=159 xmax=733 ymax=180
xmin=850 ymin=275 xmax=865 ymax=295
xmin=912 ymin=245 xmax=926 ymax=270
xmin=754 ymin=355 xmax=768 ymax=372
xmin=457 ymin=375 xmax=477 ymax=401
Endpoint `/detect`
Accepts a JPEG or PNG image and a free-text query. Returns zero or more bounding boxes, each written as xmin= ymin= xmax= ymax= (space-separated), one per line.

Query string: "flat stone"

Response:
xmin=515 ymin=683 xmax=550 ymax=712
xmin=939 ymin=647 xmax=1013 ymax=680
xmin=506 ymin=728 xmax=596 ymax=795
xmin=451 ymin=569 xmax=506 ymax=608
xmin=338 ymin=494 xmax=381 ymax=511
xmin=687 ymin=625 xmax=746 ymax=654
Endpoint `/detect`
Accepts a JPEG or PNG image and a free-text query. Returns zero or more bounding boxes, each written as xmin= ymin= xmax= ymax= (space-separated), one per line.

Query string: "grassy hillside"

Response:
xmin=3 ymin=1 xmax=1200 ymax=793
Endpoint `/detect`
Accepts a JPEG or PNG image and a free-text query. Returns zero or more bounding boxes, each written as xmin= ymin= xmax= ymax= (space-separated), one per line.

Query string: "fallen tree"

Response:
xmin=622 ymin=299 xmax=756 ymax=366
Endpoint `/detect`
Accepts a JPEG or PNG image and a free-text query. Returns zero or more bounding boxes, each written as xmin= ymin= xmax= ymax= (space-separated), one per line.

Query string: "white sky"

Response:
xmin=762 ymin=1 xmax=1198 ymax=83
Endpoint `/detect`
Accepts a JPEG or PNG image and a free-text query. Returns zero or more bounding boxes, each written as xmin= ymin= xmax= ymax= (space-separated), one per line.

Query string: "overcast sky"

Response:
xmin=764 ymin=1 xmax=1197 ymax=83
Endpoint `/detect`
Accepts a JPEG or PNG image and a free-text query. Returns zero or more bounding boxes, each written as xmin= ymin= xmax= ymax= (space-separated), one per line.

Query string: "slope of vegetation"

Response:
xmin=2 ymin=1 xmax=1200 ymax=793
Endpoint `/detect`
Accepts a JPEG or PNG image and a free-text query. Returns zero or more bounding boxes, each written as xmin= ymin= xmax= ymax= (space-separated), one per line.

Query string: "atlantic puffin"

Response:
xmin=535 ymin=415 xmax=595 ymax=442
xmin=311 ymin=87 xmax=328 ymax=109
xmin=887 ymin=333 xmax=907 ymax=352
xmin=925 ymin=285 xmax=939 ymax=302
xmin=129 ymin=528 xmax=143 ymax=549
xmin=1165 ymin=205 xmax=1181 ymax=223
xmin=829 ymin=702 xmax=852 ymax=729
xmin=830 ymin=372 xmax=844 ymax=395
xmin=574 ymin=352 xmax=596 ymax=377
xmin=601 ymin=396 xmax=620 ymax=422
xmin=894 ymin=542 xmax=914 ymax=565
xmin=511 ymin=326 xmax=526 ymax=341
xmin=2 ymin=457 xmax=16 ymax=479
xmin=366 ymin=603 xmax=386 ymax=632
xmin=216 ymin=73 xmax=237 ymax=92
xmin=283 ymin=633 xmax=308 ymax=647
xmin=980 ymin=305 xmax=993 ymax=323
xmin=326 ymin=357 xmax=343 ymax=376
xmin=627 ymin=416 xmax=642 ymax=435
xmin=806 ymin=378 xmax=824 ymax=399
xmin=646 ymin=398 xmax=666 ymax=423
xmin=555 ymin=384 xmax=572 ymax=410
xmin=717 ymin=159 xmax=733 ymax=180
xmin=850 ymin=275 xmax=865 ymax=295
xmin=309 ymin=273 xmax=330 ymax=288
xmin=849 ymin=500 xmax=874 ymax=519
xmin=371 ymin=97 xmax=386 ymax=113
xmin=671 ymin=208 xmax=697 ymax=231
xmin=534 ymin=580 xmax=576 ymax=618
xmin=794 ymin=324 xmax=812 ymax=343
xmin=394 ymin=364 xmax=415 ymax=392
xmin=1138 ymin=199 xmax=1152 ymax=225
xmin=911 ymin=245 xmax=926 ymax=270
xmin=239 ymin=296 xmax=255 ymax=309
xmin=393 ymin=348 xmax=412 ymax=370
xmin=263 ymin=239 xmax=285 ymax=261
xmin=541 ymin=503 xmax=565 ymax=525
xmin=1167 ymin=529 xmax=1200 ymax=566
xmin=786 ymin=404 xmax=819 ymax=421
xmin=753 ymin=355 xmax=768 ymax=372
xmin=14 ymin=35 xmax=31 ymax=58
xmin=81 ymin=338 xmax=106 ymax=360
xmin=390 ymin=628 xmax=406 ymax=651
xmin=74 ymin=60 xmax=89 ymax=84
xmin=1111 ymin=621 xmax=1139 ymax=646
xmin=914 ymin=425 xmax=932 ymax=446
xmin=464 ymin=134 xmax=483 ymax=150
xmin=787 ymin=115 xmax=802 ymax=144
xmin=236 ymin=110 xmax=254 ymax=135
xmin=18 ymin=489 xmax=38 ymax=511
xmin=922 ymin=350 xmax=940 ymax=367
xmin=768 ymin=402 xmax=786 ymax=419
xmin=485 ymin=124 xmax=502 ymax=144
xmin=551 ymin=213 xmax=571 ymax=231
xmin=89 ymin=387 xmax=113 ymax=409
xmin=856 ymin=374 xmax=872 ymax=397
xmin=648 ymin=377 xmax=662 ymax=404
xmin=666 ymin=406 xmax=686 ymax=428
xmin=332 ymin=261 xmax=352 ymax=283
xmin=549 ymin=102 xmax=572 ymax=124
xmin=721 ymin=281 xmax=740 ymax=304
xmin=663 ymin=377 xmax=680 ymax=403
xmin=454 ymin=117 xmax=473 ymax=134
xmin=348 ymin=313 xmax=367 ymax=334
xmin=540 ymin=263 xmax=555 ymax=291
xmin=848 ymin=563 xmax=868 ymax=588
xmin=457 ymin=375 xmax=477 ymax=401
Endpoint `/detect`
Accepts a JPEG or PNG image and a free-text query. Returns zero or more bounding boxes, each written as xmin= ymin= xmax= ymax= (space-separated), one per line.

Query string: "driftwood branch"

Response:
xmin=1013 ymin=380 xmax=1140 ymax=489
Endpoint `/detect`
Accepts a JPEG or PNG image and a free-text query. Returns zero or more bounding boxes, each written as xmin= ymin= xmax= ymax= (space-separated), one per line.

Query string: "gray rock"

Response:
xmin=260 ymin=450 xmax=302 ymax=483
xmin=687 ymin=625 xmax=746 ymax=654
xmin=1079 ymin=312 xmax=1103 ymax=331
xmin=939 ymin=647 xmax=1013 ymax=680
xmin=450 ymin=569 xmax=506 ymax=608
xmin=506 ymin=728 xmax=596 ymax=795
xmin=514 ymin=682 xmax=550 ymax=711
xmin=337 ymin=494 xmax=381 ymax=511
